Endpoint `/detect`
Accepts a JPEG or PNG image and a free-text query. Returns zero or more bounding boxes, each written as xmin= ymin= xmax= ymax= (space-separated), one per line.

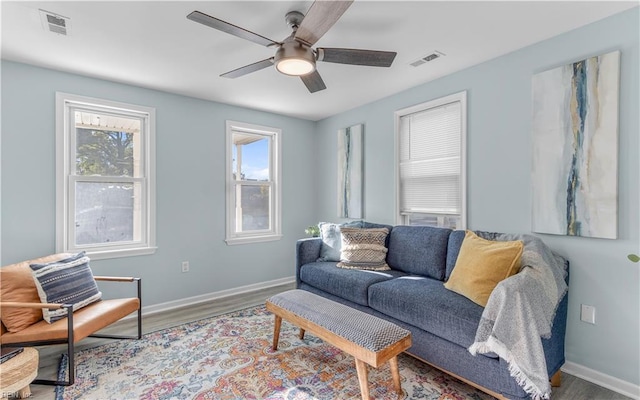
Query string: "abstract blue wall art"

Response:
xmin=532 ymin=51 xmax=620 ymax=239
xmin=338 ymin=124 xmax=363 ymax=219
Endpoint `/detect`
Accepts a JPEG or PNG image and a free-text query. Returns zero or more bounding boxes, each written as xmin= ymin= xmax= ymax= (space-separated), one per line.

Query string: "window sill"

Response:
xmin=81 ymin=246 xmax=158 ymax=260
xmin=225 ymin=234 xmax=283 ymax=246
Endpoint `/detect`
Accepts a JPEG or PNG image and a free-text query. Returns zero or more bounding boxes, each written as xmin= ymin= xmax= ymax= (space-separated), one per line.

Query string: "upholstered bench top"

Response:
xmin=267 ymin=289 xmax=410 ymax=353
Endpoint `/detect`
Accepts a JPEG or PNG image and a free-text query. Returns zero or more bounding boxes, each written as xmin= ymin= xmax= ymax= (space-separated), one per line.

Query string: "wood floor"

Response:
xmin=19 ymin=283 xmax=630 ymax=400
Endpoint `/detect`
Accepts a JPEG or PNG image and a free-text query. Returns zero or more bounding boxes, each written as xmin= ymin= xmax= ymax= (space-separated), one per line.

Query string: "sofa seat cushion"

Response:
xmin=387 ymin=226 xmax=451 ymax=280
xmin=0 ymin=298 xmax=140 ymax=345
xmin=299 ymin=262 xmax=406 ymax=306
xmin=368 ymin=276 xmax=485 ymax=350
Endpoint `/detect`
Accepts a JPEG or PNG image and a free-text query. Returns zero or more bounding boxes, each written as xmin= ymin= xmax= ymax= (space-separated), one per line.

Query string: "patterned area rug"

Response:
xmin=56 ymin=306 xmax=493 ymax=400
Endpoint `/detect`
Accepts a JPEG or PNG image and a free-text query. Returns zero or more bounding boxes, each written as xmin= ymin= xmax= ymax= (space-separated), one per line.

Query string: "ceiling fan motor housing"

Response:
xmin=274 ymin=39 xmax=316 ymax=76
xmin=284 ymin=11 xmax=305 ymax=29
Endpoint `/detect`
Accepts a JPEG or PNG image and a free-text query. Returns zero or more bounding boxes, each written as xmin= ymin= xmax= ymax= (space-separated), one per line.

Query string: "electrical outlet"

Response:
xmin=580 ymin=304 xmax=596 ymax=324
xmin=181 ymin=261 xmax=190 ymax=273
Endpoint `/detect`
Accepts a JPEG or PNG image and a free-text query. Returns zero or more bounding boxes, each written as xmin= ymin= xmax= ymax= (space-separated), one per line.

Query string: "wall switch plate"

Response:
xmin=580 ymin=304 xmax=596 ymax=324
xmin=181 ymin=261 xmax=190 ymax=273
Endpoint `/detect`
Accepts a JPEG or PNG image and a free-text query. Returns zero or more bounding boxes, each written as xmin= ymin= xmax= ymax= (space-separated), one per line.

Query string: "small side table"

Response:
xmin=0 ymin=348 xmax=39 ymax=399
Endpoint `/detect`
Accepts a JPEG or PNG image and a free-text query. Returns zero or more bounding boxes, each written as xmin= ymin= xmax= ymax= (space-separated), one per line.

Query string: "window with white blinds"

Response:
xmin=395 ymin=91 xmax=466 ymax=229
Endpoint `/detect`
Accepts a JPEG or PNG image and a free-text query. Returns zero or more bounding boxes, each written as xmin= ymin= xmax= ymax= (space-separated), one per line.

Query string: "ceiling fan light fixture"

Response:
xmin=274 ymin=41 xmax=316 ymax=76
xmin=276 ymin=58 xmax=315 ymax=76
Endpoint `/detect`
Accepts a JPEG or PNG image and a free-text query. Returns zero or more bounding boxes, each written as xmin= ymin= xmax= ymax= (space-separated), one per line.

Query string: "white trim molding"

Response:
xmin=141 ymin=276 xmax=295 ymax=317
xmin=55 ymin=92 xmax=156 ymax=260
xmin=562 ymin=361 xmax=640 ymax=399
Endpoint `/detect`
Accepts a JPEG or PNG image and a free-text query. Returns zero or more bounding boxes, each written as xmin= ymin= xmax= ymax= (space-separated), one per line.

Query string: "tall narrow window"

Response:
xmin=56 ymin=93 xmax=156 ymax=259
xmin=226 ymin=121 xmax=281 ymax=245
xmin=395 ymin=91 xmax=467 ymax=229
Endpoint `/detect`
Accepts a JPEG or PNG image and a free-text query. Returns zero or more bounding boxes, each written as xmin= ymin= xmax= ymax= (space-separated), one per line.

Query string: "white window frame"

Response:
xmin=56 ymin=92 xmax=156 ymax=260
xmin=394 ymin=91 xmax=467 ymax=229
xmin=225 ymin=120 xmax=282 ymax=245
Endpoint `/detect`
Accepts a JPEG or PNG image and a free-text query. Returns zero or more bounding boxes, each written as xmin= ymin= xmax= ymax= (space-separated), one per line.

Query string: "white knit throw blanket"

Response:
xmin=468 ymin=233 xmax=568 ymax=400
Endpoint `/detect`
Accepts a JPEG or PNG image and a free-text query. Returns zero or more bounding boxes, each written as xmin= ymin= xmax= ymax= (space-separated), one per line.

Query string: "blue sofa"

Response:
xmin=295 ymin=224 xmax=569 ymax=399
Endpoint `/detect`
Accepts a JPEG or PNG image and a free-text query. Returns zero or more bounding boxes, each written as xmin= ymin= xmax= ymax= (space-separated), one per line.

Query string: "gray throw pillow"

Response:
xmin=317 ymin=221 xmax=363 ymax=262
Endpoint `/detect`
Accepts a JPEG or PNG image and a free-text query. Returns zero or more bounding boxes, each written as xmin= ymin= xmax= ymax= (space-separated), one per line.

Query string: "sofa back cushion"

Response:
xmin=387 ymin=226 xmax=452 ymax=280
xmin=445 ymin=230 xmax=466 ymax=280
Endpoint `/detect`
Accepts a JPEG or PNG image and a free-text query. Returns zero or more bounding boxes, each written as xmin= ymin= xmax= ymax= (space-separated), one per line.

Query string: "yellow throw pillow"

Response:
xmin=444 ymin=231 xmax=523 ymax=307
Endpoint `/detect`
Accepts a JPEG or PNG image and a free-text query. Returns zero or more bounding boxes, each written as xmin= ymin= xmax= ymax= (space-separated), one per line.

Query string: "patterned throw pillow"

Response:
xmin=29 ymin=252 xmax=102 ymax=323
xmin=337 ymin=228 xmax=390 ymax=271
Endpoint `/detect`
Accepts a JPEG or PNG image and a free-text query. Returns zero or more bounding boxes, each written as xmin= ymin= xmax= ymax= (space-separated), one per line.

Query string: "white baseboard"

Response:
xmin=141 ymin=276 xmax=295 ymax=316
xmin=562 ymin=361 xmax=640 ymax=399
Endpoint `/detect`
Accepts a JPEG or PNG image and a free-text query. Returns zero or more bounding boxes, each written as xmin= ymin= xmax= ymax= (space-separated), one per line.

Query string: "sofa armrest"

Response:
xmin=542 ymin=259 xmax=570 ymax=377
xmin=296 ymin=238 xmax=322 ymax=286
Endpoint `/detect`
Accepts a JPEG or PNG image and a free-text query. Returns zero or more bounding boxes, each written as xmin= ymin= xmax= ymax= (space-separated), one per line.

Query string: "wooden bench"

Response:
xmin=266 ymin=289 xmax=411 ymax=400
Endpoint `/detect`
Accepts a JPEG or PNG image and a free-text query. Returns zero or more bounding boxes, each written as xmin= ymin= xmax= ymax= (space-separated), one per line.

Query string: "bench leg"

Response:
xmin=272 ymin=315 xmax=282 ymax=351
xmin=389 ymin=355 xmax=402 ymax=395
xmin=355 ymin=359 xmax=370 ymax=400
xmin=299 ymin=328 xmax=305 ymax=340
xmin=551 ymin=370 xmax=561 ymax=387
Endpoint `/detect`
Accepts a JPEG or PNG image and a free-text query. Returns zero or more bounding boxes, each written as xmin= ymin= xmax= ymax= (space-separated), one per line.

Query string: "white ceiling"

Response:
xmin=2 ymin=1 xmax=637 ymax=121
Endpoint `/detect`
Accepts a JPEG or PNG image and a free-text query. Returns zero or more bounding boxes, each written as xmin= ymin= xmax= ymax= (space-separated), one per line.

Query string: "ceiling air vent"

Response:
xmin=39 ymin=9 xmax=71 ymax=36
xmin=410 ymin=51 xmax=445 ymax=67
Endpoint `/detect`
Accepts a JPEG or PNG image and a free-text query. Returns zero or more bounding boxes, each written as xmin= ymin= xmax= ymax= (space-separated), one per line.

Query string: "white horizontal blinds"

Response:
xmin=399 ymin=101 xmax=461 ymax=215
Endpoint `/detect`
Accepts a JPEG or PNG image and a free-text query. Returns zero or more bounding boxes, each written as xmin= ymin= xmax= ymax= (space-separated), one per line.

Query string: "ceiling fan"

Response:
xmin=187 ymin=0 xmax=397 ymax=93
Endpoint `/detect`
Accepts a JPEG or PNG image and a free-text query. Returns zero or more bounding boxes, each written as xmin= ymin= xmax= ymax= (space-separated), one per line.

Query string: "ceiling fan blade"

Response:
xmin=294 ymin=1 xmax=353 ymax=47
xmin=317 ymin=48 xmax=397 ymax=67
xmin=221 ymin=58 xmax=275 ymax=78
xmin=187 ymin=11 xmax=280 ymax=47
xmin=300 ymin=70 xmax=327 ymax=93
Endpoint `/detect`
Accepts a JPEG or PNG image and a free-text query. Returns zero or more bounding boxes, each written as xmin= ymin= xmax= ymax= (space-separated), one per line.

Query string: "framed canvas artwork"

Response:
xmin=338 ymin=124 xmax=363 ymax=219
xmin=531 ymin=51 xmax=620 ymax=239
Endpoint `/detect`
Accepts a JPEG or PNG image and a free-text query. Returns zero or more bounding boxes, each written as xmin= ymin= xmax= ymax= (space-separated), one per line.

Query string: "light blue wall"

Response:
xmin=1 ymin=61 xmax=318 ymax=306
xmin=315 ymin=8 xmax=640 ymax=387
xmin=2 ymin=6 xmax=638 ymax=390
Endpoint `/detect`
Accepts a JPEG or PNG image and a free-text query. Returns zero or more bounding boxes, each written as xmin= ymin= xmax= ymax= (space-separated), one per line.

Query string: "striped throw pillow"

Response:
xmin=29 ymin=252 xmax=102 ymax=323
xmin=337 ymin=228 xmax=390 ymax=271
